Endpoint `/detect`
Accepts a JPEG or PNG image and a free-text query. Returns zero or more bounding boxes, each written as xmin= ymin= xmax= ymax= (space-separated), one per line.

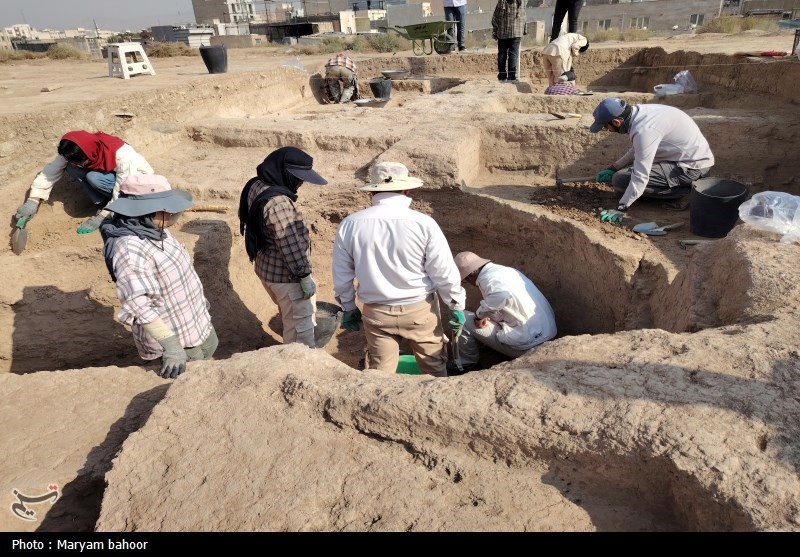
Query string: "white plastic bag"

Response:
xmin=673 ymin=70 xmax=697 ymax=93
xmin=738 ymin=191 xmax=800 ymax=245
xmin=281 ymin=57 xmax=308 ymax=73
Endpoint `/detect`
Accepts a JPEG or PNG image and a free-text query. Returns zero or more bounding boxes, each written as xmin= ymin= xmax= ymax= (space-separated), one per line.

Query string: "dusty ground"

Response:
xmin=1 ymin=29 xmax=799 ymax=533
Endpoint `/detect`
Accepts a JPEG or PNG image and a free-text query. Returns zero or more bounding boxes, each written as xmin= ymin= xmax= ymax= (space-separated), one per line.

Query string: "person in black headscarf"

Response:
xmin=238 ymin=146 xmax=328 ymax=348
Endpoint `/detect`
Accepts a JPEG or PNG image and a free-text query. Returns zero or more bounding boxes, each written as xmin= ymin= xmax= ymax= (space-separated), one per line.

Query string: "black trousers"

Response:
xmin=551 ymin=0 xmax=584 ymax=41
xmin=497 ymin=37 xmax=521 ymax=81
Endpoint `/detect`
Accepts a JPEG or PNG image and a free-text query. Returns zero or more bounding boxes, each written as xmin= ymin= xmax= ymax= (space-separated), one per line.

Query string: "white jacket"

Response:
xmin=474 ymin=262 xmax=557 ymax=350
xmin=29 ymin=143 xmax=154 ymax=209
xmin=332 ymin=192 xmax=466 ymax=311
xmin=542 ymin=33 xmax=588 ymax=72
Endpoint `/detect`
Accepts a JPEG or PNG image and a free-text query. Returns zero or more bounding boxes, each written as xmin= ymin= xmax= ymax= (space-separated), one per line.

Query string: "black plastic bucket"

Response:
xmin=314 ymin=301 xmax=343 ymax=348
xmin=199 ymin=45 xmax=228 ymax=74
xmin=689 ymin=178 xmax=748 ymax=238
xmin=369 ymin=77 xmax=391 ymax=99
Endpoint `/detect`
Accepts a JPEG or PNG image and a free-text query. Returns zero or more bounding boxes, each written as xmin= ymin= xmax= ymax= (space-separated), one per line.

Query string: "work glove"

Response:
xmin=448 ymin=308 xmax=466 ymax=338
xmin=599 ymin=209 xmax=626 ymax=223
xmin=76 ymin=213 xmax=106 ymax=234
xmin=15 ymin=199 xmax=39 ymax=224
xmin=158 ymin=335 xmax=187 ymax=379
xmin=299 ymin=274 xmax=317 ymax=299
xmin=341 ymin=308 xmax=362 ymax=332
xmin=596 ymin=168 xmax=615 ymax=183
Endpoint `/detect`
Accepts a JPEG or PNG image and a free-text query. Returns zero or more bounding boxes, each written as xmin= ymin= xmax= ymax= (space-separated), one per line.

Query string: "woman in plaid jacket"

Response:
xmin=491 ymin=0 xmax=527 ymax=83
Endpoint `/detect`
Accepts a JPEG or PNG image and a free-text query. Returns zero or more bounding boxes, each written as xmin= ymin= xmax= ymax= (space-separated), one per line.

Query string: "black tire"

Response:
xmin=434 ymin=37 xmax=455 ymax=55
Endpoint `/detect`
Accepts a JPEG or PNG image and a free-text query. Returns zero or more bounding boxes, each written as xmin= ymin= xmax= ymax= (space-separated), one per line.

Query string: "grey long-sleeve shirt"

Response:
xmin=616 ymin=104 xmax=714 ymax=208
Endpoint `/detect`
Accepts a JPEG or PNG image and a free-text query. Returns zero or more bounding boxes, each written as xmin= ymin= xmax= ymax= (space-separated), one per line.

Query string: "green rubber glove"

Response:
xmin=158 ymin=335 xmax=187 ymax=379
xmin=299 ymin=274 xmax=316 ymax=299
xmin=341 ymin=308 xmax=362 ymax=332
xmin=76 ymin=214 xmax=106 ymax=234
xmin=599 ymin=209 xmax=625 ymax=223
xmin=448 ymin=308 xmax=465 ymax=338
xmin=596 ymin=168 xmax=615 ymax=183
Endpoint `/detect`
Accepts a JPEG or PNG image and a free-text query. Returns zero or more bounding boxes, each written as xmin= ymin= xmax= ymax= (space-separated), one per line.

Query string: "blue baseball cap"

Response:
xmin=589 ymin=98 xmax=627 ymax=133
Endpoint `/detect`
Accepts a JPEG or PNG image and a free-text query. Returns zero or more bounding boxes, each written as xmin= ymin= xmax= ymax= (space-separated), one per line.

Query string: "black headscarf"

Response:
xmin=255 ymin=146 xmax=306 ymax=200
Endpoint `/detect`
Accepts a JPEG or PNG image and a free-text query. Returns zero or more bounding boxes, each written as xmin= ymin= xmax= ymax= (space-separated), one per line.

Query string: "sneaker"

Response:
xmin=458 ymin=46 xmax=467 ymax=52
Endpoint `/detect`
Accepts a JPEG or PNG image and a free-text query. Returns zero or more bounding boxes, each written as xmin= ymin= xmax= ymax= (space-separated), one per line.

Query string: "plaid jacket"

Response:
xmin=110 ymin=232 xmax=212 ymax=360
xmin=492 ymin=0 xmax=527 ymax=40
xmin=544 ymin=82 xmax=581 ymax=95
xmin=326 ymin=53 xmax=357 ymax=73
xmin=247 ymin=179 xmax=313 ymax=284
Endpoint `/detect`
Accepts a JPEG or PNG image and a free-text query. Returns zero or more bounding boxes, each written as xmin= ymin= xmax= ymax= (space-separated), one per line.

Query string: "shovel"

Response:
xmin=632 ymin=221 xmax=684 ymax=236
xmin=11 ymin=216 xmax=29 ymax=255
xmin=449 ymin=329 xmax=464 ymax=374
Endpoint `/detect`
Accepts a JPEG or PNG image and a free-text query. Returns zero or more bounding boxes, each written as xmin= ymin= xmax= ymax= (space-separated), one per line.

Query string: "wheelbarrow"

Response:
xmin=390 ymin=21 xmax=457 ymax=56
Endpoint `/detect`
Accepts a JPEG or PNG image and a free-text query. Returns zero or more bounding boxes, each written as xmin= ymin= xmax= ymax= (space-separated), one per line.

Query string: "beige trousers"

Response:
xmin=542 ymin=54 xmax=566 ymax=86
xmin=362 ymin=295 xmax=448 ymax=378
xmin=262 ymin=280 xmax=316 ymax=348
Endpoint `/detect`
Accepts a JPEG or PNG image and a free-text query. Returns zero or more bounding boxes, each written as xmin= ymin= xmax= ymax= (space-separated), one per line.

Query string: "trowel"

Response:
xmin=632 ymin=221 xmax=684 ymax=236
xmin=11 ymin=216 xmax=29 ymax=255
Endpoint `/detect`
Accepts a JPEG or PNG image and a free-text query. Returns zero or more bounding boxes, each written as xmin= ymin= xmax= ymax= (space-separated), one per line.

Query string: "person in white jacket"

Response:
xmin=332 ymin=161 xmax=466 ymax=378
xmin=452 ymin=251 xmax=557 ymax=372
xmin=13 ymin=130 xmax=154 ymax=234
xmin=541 ymin=32 xmax=588 ymax=86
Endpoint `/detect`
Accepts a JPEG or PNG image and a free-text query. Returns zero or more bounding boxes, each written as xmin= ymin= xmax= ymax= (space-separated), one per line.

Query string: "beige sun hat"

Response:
xmin=359 ymin=161 xmax=424 ymax=192
xmin=454 ymin=251 xmax=491 ymax=281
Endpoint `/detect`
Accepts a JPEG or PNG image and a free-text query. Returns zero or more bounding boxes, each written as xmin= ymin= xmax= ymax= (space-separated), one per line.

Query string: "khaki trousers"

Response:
xmin=362 ymin=295 xmax=448 ymax=378
xmin=262 ymin=280 xmax=316 ymax=348
xmin=542 ymin=54 xmax=566 ymax=86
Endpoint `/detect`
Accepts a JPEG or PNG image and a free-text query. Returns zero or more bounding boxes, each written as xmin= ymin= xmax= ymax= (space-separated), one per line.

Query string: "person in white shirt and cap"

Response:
xmin=452 ymin=251 xmax=557 ymax=372
xmin=332 ymin=161 xmax=466 ymax=378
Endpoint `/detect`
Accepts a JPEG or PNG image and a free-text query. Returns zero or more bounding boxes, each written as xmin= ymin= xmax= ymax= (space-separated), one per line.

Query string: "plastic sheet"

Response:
xmin=738 ymin=191 xmax=800 ymax=245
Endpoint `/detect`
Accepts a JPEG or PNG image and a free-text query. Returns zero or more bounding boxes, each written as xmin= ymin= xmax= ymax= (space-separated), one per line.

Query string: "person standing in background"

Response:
xmin=492 ymin=0 xmax=527 ymax=84
xmin=443 ymin=0 xmax=468 ymax=52
xmin=550 ymin=0 xmax=584 ymax=42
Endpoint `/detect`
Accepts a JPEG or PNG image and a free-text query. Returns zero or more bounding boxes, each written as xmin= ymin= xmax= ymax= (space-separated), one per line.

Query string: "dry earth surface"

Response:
xmin=1 ymin=30 xmax=799 ymax=533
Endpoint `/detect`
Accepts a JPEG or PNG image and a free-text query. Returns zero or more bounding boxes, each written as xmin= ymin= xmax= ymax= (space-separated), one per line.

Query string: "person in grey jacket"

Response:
xmin=589 ymin=98 xmax=715 ymax=222
xmin=491 ymin=0 xmax=527 ymax=83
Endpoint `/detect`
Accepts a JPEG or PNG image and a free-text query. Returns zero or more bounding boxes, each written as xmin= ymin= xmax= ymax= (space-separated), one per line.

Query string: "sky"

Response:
xmin=0 ymin=0 xmax=200 ymax=32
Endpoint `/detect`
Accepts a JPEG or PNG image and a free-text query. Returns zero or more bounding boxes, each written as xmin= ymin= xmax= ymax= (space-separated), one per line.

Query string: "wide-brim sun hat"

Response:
xmin=589 ymin=97 xmax=627 ymax=133
xmin=106 ymin=174 xmax=193 ymax=217
xmin=359 ymin=161 xmax=424 ymax=192
xmin=454 ymin=251 xmax=491 ymax=281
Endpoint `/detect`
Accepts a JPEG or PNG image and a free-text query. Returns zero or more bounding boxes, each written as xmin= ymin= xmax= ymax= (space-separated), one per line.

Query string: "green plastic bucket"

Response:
xmin=396 ymin=354 xmax=421 ymax=375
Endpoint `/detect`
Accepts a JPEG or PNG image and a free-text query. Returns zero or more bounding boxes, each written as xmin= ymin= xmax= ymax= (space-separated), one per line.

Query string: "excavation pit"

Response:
xmin=2 ymin=40 xmax=800 ymax=532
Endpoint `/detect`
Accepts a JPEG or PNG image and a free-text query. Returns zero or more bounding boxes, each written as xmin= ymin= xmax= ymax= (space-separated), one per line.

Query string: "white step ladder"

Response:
xmin=107 ymin=42 xmax=156 ymax=80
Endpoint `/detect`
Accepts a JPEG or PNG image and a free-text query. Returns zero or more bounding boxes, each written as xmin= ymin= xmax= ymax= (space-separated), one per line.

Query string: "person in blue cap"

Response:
xmin=589 ymin=98 xmax=715 ymax=223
